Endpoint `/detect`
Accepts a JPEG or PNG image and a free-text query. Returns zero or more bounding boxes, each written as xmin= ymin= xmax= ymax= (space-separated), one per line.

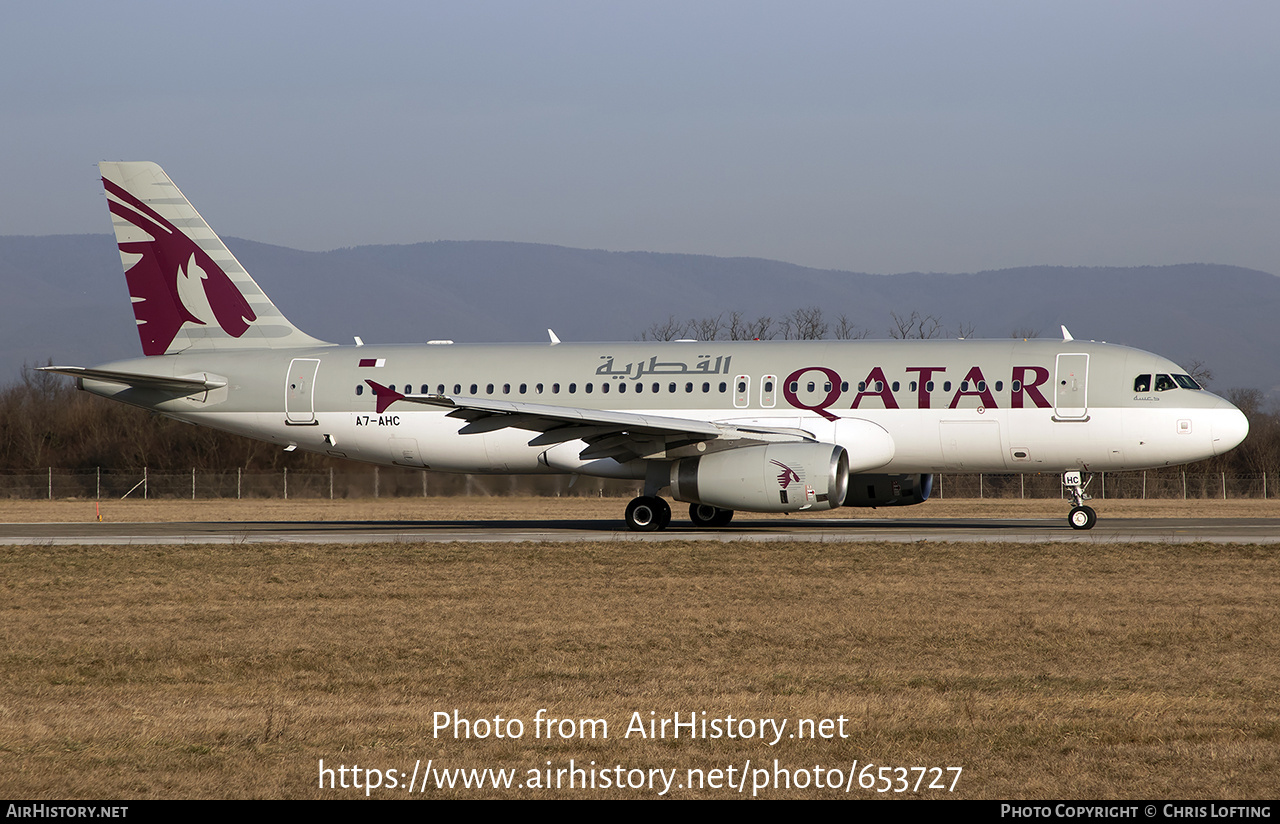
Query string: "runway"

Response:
xmin=1 ymin=516 xmax=1276 ymax=544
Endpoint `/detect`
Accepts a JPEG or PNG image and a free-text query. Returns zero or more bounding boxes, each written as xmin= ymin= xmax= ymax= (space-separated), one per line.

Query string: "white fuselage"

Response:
xmin=82 ymin=338 xmax=1249 ymax=479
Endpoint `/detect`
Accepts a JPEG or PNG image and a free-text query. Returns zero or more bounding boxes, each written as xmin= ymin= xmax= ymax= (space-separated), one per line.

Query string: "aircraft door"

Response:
xmin=1054 ymin=354 xmax=1089 ymax=420
xmin=285 ymin=358 xmax=321 ymax=425
xmin=760 ymin=374 xmax=777 ymax=408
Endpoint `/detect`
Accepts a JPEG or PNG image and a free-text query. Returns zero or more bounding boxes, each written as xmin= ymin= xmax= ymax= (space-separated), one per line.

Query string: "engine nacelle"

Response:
xmin=669 ymin=443 xmax=849 ymax=513
xmin=842 ymin=474 xmax=933 ymax=507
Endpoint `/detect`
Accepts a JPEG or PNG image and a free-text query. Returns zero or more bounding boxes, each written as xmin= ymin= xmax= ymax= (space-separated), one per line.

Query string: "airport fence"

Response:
xmin=0 ymin=467 xmax=1276 ymax=501
xmin=0 ymin=467 xmax=637 ymax=501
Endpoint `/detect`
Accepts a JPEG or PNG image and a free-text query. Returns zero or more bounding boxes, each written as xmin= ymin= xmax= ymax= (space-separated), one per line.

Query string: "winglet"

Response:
xmin=365 ymin=380 xmax=405 ymax=414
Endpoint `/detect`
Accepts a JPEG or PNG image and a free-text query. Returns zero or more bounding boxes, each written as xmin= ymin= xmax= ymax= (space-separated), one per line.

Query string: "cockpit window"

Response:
xmin=1173 ymin=374 xmax=1201 ymax=390
xmin=1154 ymin=374 xmax=1177 ymax=392
xmin=1133 ymin=374 xmax=1150 ymax=393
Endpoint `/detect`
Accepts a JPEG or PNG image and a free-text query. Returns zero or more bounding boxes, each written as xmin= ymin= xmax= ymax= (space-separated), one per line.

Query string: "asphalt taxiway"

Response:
xmin=0 ymin=517 xmax=1276 ymax=544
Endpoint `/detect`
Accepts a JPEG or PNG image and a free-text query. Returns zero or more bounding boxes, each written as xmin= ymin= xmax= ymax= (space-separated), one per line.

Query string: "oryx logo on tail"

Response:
xmin=103 ymin=176 xmax=256 ymax=356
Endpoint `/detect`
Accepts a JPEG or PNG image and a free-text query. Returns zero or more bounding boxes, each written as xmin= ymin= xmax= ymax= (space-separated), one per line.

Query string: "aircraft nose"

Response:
xmin=1211 ymin=405 xmax=1250 ymax=456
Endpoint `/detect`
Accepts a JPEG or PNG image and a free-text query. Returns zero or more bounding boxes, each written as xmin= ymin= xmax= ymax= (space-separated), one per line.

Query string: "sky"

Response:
xmin=3 ymin=1 xmax=1278 ymax=276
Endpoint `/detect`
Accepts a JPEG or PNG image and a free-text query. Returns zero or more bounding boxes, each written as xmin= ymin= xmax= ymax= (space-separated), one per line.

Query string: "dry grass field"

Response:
xmin=2 ymin=528 xmax=1277 ymax=798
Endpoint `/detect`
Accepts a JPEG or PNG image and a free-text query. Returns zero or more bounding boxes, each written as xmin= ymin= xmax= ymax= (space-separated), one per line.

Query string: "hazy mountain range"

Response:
xmin=4 ymin=234 xmax=1278 ymax=396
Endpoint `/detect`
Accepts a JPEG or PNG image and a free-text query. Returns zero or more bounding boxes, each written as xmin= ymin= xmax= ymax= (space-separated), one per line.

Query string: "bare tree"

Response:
xmin=1186 ymin=359 xmax=1214 ymax=387
xmin=726 ymin=311 xmax=749 ymax=341
xmin=745 ymin=316 xmax=776 ymax=340
xmin=888 ymin=310 xmax=944 ymax=340
xmin=1010 ymin=327 xmax=1041 ymax=339
xmin=788 ymin=306 xmax=828 ymax=340
xmin=691 ymin=314 xmax=725 ymax=342
xmin=835 ymin=314 xmax=871 ymax=340
xmin=639 ymin=315 xmax=689 ymax=341
xmin=953 ymin=320 xmax=977 ymax=339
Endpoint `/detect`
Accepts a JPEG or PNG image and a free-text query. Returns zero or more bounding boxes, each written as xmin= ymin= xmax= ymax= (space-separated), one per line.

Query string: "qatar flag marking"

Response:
xmin=358 ymin=358 xmax=386 ymax=368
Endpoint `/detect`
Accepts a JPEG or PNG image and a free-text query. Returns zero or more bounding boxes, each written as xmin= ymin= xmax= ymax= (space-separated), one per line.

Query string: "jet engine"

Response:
xmin=669 ymin=443 xmax=849 ymax=513
xmin=842 ymin=473 xmax=933 ymax=507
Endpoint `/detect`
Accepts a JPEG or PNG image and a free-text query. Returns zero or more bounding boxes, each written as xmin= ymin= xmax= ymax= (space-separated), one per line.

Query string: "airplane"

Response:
xmin=42 ymin=162 xmax=1250 ymax=532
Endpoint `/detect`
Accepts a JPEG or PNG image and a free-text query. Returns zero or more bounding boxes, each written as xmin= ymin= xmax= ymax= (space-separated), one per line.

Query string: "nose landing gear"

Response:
xmin=1063 ymin=470 xmax=1096 ymax=530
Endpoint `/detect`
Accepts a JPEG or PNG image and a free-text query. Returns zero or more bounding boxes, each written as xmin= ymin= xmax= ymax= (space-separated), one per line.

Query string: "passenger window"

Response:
xmin=356 ymin=384 xmax=363 ymax=395
xmin=535 ymin=383 xmax=543 ymax=394
xmin=519 ymin=383 xmax=527 ymax=394
xmin=469 ymin=384 xmax=478 ymax=395
xmin=1134 ymin=374 xmax=1151 ymax=393
xmin=617 ymin=382 xmax=625 ymax=393
xmin=668 ymin=383 xmax=676 ymax=393
xmin=585 ymin=383 xmax=594 ymax=394
xmin=601 ymin=382 xmax=609 ymax=393
xmin=486 ymin=384 xmax=494 ymax=394
xmin=685 ymin=382 xmax=693 ymax=393
xmin=502 ymin=384 xmax=510 ymax=394
xmin=569 ymin=383 xmax=576 ymax=394
xmin=420 ymin=384 xmax=429 ymax=394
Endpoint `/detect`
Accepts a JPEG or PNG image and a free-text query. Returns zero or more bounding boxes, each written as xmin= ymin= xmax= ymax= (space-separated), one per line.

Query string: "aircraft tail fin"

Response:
xmin=100 ymin=161 xmax=330 ymax=356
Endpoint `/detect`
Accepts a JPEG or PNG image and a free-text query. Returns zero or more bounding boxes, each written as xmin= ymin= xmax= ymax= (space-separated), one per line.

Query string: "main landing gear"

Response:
xmin=1063 ymin=470 xmax=1097 ymax=530
xmin=624 ymin=496 xmax=671 ymax=532
xmin=622 ymin=496 xmax=736 ymax=531
xmin=688 ymin=503 xmax=734 ymax=528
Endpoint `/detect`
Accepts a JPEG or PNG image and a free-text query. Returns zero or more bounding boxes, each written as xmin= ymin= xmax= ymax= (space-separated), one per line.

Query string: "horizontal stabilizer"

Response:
xmin=39 ymin=366 xmax=226 ymax=393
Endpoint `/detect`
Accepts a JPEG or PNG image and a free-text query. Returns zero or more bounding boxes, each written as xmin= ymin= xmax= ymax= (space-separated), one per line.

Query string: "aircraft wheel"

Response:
xmin=1068 ymin=505 xmax=1097 ymax=530
xmin=689 ymin=503 xmax=734 ymax=528
xmin=653 ymin=497 xmax=671 ymax=530
xmin=626 ymin=496 xmax=669 ymax=532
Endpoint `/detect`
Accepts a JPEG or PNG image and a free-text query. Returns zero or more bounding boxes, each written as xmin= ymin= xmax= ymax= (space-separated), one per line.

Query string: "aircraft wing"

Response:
xmin=365 ymin=380 xmax=812 ymax=462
